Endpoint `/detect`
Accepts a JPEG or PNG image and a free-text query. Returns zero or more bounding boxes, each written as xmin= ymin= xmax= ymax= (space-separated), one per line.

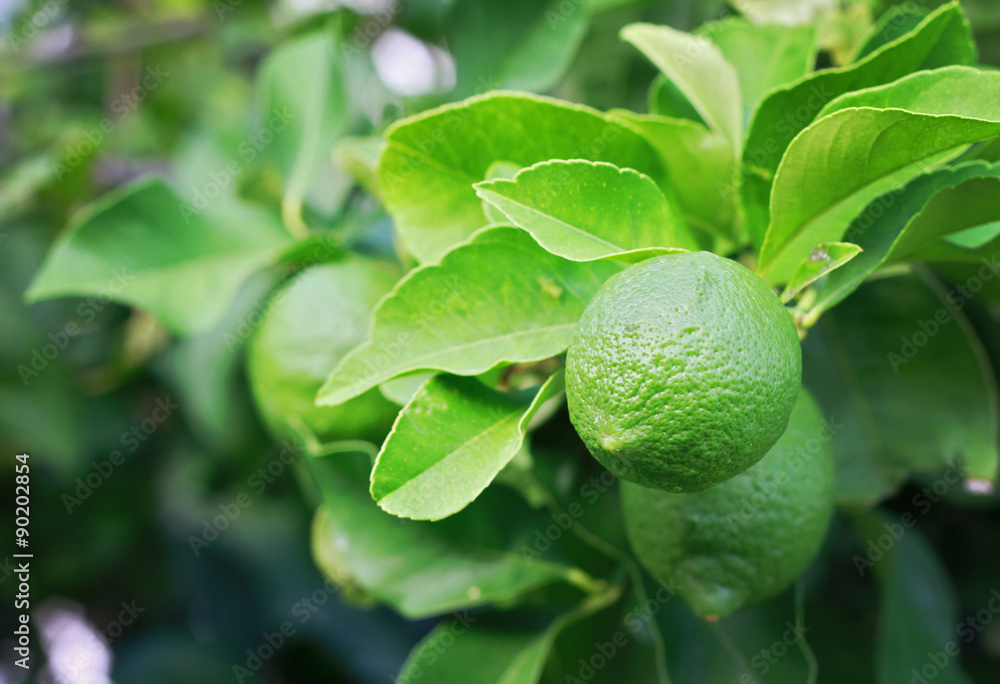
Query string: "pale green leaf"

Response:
xmin=759 ymin=67 xmax=1000 ymax=284
xmin=621 ymin=22 xmax=743 ymax=151
xmin=474 ymin=160 xmax=696 ymax=263
xmin=379 ymin=92 xmax=663 ymax=263
xmin=25 ymin=179 xmax=290 ymax=334
xmin=741 ymin=2 xmax=975 ymax=243
xmin=700 ymin=18 xmax=817 ymax=121
xmin=446 ymin=0 xmax=590 ymax=97
xmin=255 ymin=28 xmax=350 ymax=228
xmin=608 ymin=111 xmax=738 ymax=237
xmin=317 ymin=227 xmax=619 ymax=406
xmin=372 ymin=373 xmax=564 ymax=521
xmin=803 ymin=273 xmax=999 ymax=506
xmin=781 ymin=242 xmax=862 ymax=303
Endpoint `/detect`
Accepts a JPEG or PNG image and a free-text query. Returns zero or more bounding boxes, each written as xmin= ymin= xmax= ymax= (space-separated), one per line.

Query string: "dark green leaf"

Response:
xmin=803 ymin=273 xmax=999 ymax=506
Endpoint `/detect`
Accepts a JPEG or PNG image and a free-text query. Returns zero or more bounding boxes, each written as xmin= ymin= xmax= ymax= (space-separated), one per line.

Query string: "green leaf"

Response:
xmin=648 ymin=75 xmax=706 ymax=125
xmin=310 ymin=450 xmax=580 ymax=618
xmin=813 ymin=161 xmax=1000 ymax=315
xmin=741 ymin=2 xmax=976 ymax=243
xmin=334 ymin=135 xmax=383 ymax=198
xmin=25 ymin=179 xmax=290 ymax=335
xmin=372 ymin=373 xmax=564 ymax=521
xmin=852 ymin=5 xmax=929 ymax=62
xmin=474 ymin=160 xmax=696 ymax=263
xmin=317 ymin=227 xmax=619 ymax=406
xmin=621 ymin=23 xmax=743 ymax=151
xmin=699 ymin=18 xmax=817 ymax=122
xmin=255 ymin=28 xmax=352 ymax=232
xmin=803 ymin=273 xmax=999 ymax=506
xmin=758 ymin=67 xmax=1000 ymax=284
xmin=379 ymin=92 xmax=663 ymax=263
xmin=852 ymin=513 xmax=973 ymax=684
xmin=781 ymin=242 xmax=862 ymax=304
xmin=608 ymin=111 xmax=738 ymax=237
xmin=445 ymin=0 xmax=590 ymax=97
xmin=397 ymin=589 xmax=620 ymax=684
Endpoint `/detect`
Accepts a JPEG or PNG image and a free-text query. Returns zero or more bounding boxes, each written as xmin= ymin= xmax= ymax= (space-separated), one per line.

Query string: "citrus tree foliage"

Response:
xmin=21 ymin=1 xmax=1000 ymax=681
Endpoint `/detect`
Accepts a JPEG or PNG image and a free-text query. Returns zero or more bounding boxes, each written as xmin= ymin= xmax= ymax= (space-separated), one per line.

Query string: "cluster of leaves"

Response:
xmin=10 ymin=0 xmax=1000 ymax=681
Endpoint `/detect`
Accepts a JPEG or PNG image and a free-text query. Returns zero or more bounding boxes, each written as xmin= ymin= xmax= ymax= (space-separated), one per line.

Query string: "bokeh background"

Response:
xmin=3 ymin=0 xmax=1000 ymax=682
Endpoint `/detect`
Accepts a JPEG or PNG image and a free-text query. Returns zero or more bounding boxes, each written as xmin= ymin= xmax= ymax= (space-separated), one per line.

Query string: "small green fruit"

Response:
xmin=566 ymin=251 xmax=801 ymax=492
xmin=621 ymin=388 xmax=835 ymax=620
xmin=248 ymin=257 xmax=400 ymax=443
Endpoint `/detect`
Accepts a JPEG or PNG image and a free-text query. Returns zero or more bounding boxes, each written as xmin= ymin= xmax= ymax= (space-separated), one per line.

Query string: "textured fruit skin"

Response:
xmin=621 ymin=389 xmax=835 ymax=620
xmin=566 ymin=251 xmax=801 ymax=492
xmin=248 ymin=258 xmax=400 ymax=443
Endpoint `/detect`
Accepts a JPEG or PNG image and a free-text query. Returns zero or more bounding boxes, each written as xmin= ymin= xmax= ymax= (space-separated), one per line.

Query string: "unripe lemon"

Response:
xmin=621 ymin=388 xmax=835 ymax=620
xmin=566 ymin=251 xmax=800 ymax=492
xmin=248 ymin=257 xmax=400 ymax=444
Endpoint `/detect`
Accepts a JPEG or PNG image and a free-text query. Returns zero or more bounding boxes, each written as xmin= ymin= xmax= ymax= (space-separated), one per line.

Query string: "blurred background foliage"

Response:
xmin=3 ymin=0 xmax=1000 ymax=682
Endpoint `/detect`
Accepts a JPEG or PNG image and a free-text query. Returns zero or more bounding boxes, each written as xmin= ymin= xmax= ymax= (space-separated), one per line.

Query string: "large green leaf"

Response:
xmin=741 ymin=2 xmax=976 ymax=243
xmin=445 ymin=0 xmax=589 ymax=97
xmin=621 ymin=23 xmax=742 ymax=151
xmin=813 ymin=161 xmax=1000 ymax=315
xmin=317 ymin=227 xmax=619 ymax=406
xmin=852 ymin=5 xmax=929 ymax=62
xmin=396 ymin=589 xmax=619 ymax=684
xmin=372 ymin=373 xmax=564 ymax=521
xmin=758 ymin=67 xmax=1000 ymax=284
xmin=379 ymin=92 xmax=663 ymax=263
xmin=310 ymin=450 xmax=580 ymax=618
xmin=474 ymin=160 xmax=697 ymax=262
xmin=255 ymin=29 xmax=350 ymax=231
xmin=853 ymin=513 xmax=972 ymax=684
xmin=803 ymin=273 xmax=999 ymax=506
xmin=607 ymin=111 xmax=738 ymax=237
xmin=699 ymin=18 xmax=817 ymax=122
xmin=25 ymin=179 xmax=290 ymax=334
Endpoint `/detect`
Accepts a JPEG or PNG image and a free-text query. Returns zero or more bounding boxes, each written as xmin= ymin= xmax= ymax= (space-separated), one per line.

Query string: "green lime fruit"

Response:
xmin=248 ymin=257 xmax=400 ymax=444
xmin=621 ymin=388 xmax=835 ymax=620
xmin=566 ymin=251 xmax=801 ymax=492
